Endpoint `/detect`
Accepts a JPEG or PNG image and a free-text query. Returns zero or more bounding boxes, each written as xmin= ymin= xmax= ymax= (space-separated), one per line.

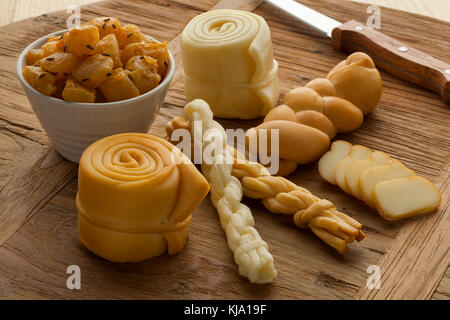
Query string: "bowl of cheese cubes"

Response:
xmin=17 ymin=17 xmax=175 ymax=163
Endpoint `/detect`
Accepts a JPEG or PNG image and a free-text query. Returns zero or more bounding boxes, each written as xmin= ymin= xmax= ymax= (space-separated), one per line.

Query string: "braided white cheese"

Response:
xmin=185 ymin=99 xmax=277 ymax=284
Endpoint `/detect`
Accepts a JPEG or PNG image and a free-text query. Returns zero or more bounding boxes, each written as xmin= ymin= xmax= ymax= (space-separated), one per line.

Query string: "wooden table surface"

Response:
xmin=1 ymin=0 xmax=449 ymax=26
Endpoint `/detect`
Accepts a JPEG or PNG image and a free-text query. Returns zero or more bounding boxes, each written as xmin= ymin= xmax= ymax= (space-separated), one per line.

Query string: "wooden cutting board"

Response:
xmin=0 ymin=0 xmax=448 ymax=300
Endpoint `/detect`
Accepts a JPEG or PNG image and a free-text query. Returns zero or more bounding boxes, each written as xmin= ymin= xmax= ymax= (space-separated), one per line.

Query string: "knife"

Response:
xmin=265 ymin=0 xmax=450 ymax=104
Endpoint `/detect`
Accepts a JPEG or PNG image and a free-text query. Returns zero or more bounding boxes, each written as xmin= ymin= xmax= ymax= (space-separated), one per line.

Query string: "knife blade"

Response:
xmin=265 ymin=0 xmax=450 ymax=104
xmin=266 ymin=0 xmax=341 ymax=37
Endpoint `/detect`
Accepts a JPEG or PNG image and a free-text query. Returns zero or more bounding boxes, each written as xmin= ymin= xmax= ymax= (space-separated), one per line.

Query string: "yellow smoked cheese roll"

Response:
xmin=77 ymin=133 xmax=209 ymax=262
xmin=181 ymin=9 xmax=280 ymax=119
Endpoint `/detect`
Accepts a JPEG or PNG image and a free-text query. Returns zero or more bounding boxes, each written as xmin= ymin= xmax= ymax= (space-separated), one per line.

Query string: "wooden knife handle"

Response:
xmin=331 ymin=20 xmax=450 ymax=104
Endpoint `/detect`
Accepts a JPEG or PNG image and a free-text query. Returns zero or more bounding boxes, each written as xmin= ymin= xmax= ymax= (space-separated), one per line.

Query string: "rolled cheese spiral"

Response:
xmin=77 ymin=133 xmax=209 ymax=263
xmin=181 ymin=9 xmax=280 ymax=119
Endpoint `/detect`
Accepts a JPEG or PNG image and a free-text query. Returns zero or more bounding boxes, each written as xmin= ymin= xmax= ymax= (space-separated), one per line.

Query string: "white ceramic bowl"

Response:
xmin=17 ymin=29 xmax=175 ymax=163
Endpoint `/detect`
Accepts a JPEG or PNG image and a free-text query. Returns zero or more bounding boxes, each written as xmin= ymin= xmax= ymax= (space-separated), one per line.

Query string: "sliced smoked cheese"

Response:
xmin=373 ymin=176 xmax=441 ymax=220
xmin=181 ymin=9 xmax=280 ymax=119
xmin=359 ymin=160 xmax=415 ymax=206
xmin=334 ymin=145 xmax=372 ymax=193
xmin=344 ymin=151 xmax=391 ymax=199
xmin=77 ymin=133 xmax=209 ymax=262
xmin=319 ymin=141 xmax=441 ymax=220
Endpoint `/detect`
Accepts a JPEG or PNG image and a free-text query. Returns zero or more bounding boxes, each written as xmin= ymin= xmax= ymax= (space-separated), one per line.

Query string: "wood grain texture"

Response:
xmin=2 ymin=0 xmax=449 ymax=27
xmin=0 ymin=0 xmax=99 ymax=26
xmin=352 ymin=0 xmax=450 ymax=23
xmin=0 ymin=0 xmax=448 ymax=299
xmin=0 ymin=146 xmax=76 ymax=245
xmin=356 ymin=160 xmax=449 ymax=299
xmin=432 ymin=266 xmax=450 ymax=300
xmin=332 ymin=20 xmax=450 ymax=103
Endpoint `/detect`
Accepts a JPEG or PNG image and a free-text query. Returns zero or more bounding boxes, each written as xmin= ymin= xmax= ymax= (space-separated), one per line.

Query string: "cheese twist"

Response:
xmin=184 ymin=99 xmax=277 ymax=284
xmin=167 ymin=113 xmax=365 ymax=254
xmin=181 ymin=9 xmax=280 ymax=119
xmin=232 ymin=157 xmax=365 ymax=253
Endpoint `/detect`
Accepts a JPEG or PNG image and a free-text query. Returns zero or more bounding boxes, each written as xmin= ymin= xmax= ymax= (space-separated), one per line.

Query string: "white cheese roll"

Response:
xmin=181 ymin=9 xmax=280 ymax=119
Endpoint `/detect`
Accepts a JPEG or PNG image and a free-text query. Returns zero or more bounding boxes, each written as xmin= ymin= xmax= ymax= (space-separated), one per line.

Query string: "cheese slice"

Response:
xmin=318 ymin=140 xmax=352 ymax=184
xmin=359 ymin=159 xmax=415 ymax=207
xmin=319 ymin=141 xmax=441 ymax=221
xmin=180 ymin=9 xmax=280 ymax=119
xmin=76 ymin=133 xmax=210 ymax=262
xmin=345 ymin=151 xmax=391 ymax=199
xmin=373 ymin=176 xmax=441 ymax=220
xmin=334 ymin=145 xmax=372 ymax=193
